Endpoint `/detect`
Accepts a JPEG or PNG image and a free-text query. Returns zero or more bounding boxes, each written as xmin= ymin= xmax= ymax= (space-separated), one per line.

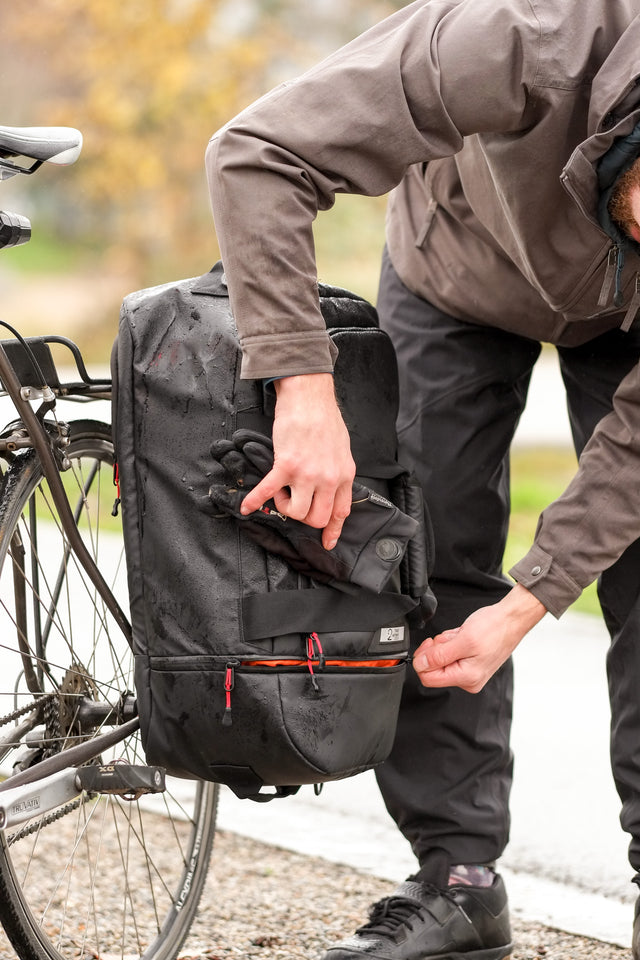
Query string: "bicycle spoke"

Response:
xmin=0 ymin=424 xmax=217 ymax=960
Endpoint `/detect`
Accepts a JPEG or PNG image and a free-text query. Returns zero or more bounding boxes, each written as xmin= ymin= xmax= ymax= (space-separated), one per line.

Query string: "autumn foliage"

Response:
xmin=0 ymin=0 xmax=403 ymax=303
xmin=2 ymin=2 xmax=295 ymax=272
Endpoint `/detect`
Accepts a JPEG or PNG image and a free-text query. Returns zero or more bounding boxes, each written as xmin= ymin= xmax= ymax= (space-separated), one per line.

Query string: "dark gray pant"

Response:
xmin=375 ymin=249 xmax=640 ymax=874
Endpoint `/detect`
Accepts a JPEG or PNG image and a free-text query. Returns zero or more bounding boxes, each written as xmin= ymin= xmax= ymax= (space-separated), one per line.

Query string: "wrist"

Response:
xmin=274 ymin=371 xmax=335 ymax=400
xmin=502 ymin=584 xmax=547 ymax=631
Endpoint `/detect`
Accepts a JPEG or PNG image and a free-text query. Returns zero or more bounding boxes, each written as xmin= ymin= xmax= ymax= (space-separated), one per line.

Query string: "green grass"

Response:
xmin=34 ymin=465 xmax=123 ymax=537
xmin=506 ymin=446 xmax=601 ymax=617
xmin=1 ymin=230 xmax=96 ymax=274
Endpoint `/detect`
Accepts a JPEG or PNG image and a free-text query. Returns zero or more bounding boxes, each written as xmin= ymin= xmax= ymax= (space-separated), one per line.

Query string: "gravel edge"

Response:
xmin=0 ymin=824 xmax=630 ymax=959
xmin=180 ymin=830 xmax=631 ymax=960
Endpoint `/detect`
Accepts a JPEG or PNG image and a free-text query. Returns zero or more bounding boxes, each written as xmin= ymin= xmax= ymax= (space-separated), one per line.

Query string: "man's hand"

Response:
xmin=413 ymin=584 xmax=546 ymax=693
xmin=239 ymin=372 xmax=356 ymax=549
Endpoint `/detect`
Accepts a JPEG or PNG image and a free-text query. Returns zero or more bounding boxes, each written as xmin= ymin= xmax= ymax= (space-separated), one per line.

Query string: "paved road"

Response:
xmin=512 ymin=347 xmax=572 ymax=447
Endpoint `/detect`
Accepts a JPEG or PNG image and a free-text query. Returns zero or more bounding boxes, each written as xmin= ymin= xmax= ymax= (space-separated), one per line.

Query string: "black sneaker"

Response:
xmin=322 ymin=872 xmax=512 ymax=960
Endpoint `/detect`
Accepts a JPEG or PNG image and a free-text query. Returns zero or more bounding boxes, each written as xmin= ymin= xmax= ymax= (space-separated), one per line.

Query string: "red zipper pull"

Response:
xmin=313 ymin=632 xmax=325 ymax=669
xmin=222 ymin=661 xmax=237 ymax=726
xmin=306 ymin=632 xmax=323 ymax=692
xmin=111 ymin=462 xmax=121 ymax=517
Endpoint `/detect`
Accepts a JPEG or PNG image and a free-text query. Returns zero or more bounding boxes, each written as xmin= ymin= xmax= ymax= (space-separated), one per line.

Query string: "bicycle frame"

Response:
xmin=0 ymin=339 xmax=140 ymax=811
xmin=0 ymin=342 xmax=132 ymax=644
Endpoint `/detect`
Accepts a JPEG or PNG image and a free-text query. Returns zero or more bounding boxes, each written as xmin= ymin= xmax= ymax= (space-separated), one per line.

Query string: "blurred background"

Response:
xmin=0 ymin=0 xmax=403 ymax=359
xmin=0 ymin=0 xmax=596 ymax=616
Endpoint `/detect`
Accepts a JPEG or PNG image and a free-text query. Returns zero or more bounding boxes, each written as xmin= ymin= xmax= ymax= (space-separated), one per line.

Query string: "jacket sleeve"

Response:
xmin=206 ymin=0 xmax=539 ymax=379
xmin=510 ymin=359 xmax=640 ymax=617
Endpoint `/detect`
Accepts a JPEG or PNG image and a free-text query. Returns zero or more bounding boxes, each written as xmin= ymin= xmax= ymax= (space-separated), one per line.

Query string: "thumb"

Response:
xmin=413 ymin=629 xmax=460 ymax=672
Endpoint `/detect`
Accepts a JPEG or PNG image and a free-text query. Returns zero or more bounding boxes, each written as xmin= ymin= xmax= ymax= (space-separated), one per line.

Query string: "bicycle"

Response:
xmin=0 ymin=126 xmax=219 ymax=960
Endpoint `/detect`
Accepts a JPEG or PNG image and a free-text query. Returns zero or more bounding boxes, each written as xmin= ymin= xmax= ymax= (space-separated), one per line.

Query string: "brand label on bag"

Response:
xmin=379 ymin=626 xmax=405 ymax=645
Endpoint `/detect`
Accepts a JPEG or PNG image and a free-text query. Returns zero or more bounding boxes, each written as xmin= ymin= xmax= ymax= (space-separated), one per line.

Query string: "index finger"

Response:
xmin=416 ymin=660 xmax=469 ymax=688
xmin=240 ymin=466 xmax=293 ymax=515
xmin=321 ymin=480 xmax=354 ymax=549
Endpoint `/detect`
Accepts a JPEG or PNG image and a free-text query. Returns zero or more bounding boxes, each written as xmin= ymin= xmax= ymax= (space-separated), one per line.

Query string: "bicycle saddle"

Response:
xmin=0 ymin=125 xmax=82 ymax=164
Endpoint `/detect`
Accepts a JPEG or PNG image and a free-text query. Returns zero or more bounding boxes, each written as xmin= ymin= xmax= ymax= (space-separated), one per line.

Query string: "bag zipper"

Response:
xmin=220 ymin=637 xmax=406 ymax=726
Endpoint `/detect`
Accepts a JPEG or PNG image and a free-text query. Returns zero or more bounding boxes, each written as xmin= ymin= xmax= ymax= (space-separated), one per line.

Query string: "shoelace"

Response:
xmin=356 ymin=886 xmax=457 ymax=940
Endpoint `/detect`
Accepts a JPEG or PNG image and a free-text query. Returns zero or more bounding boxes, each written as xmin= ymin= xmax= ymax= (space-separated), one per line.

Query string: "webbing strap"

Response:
xmin=241 ymin=587 xmax=415 ymax=641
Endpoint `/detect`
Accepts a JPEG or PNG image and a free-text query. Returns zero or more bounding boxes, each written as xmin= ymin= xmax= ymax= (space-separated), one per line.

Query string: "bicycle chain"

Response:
xmin=2 ymin=683 xmax=133 ymax=844
xmin=0 ymin=692 xmax=56 ymax=729
xmin=7 ymin=795 xmax=91 ymax=846
xmin=1 ymin=692 xmax=95 ymax=844
xmin=42 ymin=691 xmax=63 ymax=759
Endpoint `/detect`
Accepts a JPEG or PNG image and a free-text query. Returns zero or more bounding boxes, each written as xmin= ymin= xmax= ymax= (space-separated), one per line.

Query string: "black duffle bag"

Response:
xmin=112 ymin=262 xmax=435 ymax=801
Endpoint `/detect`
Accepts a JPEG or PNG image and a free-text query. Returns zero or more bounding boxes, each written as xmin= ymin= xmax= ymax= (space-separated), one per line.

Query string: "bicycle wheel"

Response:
xmin=0 ymin=419 xmax=218 ymax=960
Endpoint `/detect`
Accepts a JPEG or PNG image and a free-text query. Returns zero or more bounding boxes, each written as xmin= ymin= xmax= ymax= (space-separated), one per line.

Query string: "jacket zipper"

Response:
xmin=597 ymin=243 xmax=640 ymax=330
xmin=563 ymin=170 xmax=640 ymax=329
xmin=597 ymin=245 xmax=622 ymax=306
xmin=622 ymin=275 xmax=640 ymax=331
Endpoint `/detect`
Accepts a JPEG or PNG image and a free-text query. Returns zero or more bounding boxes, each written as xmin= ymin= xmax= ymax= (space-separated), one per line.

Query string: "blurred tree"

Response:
xmin=1 ymin=0 xmax=294 ymax=279
xmin=1 ymin=0 xmax=405 ymax=279
xmin=246 ymin=0 xmax=407 ymax=68
xmin=0 ymin=0 xmax=408 ymax=355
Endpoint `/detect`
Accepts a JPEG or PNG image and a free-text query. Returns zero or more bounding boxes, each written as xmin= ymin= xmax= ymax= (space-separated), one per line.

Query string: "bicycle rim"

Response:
xmin=0 ymin=420 xmax=218 ymax=960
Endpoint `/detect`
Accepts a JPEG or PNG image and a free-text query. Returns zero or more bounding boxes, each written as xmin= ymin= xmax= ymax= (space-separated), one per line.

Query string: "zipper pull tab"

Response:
xmin=306 ymin=632 xmax=324 ymax=692
xmin=111 ymin=462 xmax=121 ymax=517
xmin=222 ymin=660 xmax=237 ymax=726
xmin=621 ymin=275 xmax=640 ymax=332
xmin=613 ymin=245 xmax=626 ymax=308
xmin=309 ymin=632 xmax=325 ymax=669
xmin=598 ymin=246 xmax=618 ymax=306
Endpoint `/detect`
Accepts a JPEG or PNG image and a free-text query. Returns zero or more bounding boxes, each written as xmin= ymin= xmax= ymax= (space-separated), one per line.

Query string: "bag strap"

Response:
xmin=241 ymin=587 xmax=416 ymax=641
xmin=246 ymin=785 xmax=300 ymax=803
xmin=389 ymin=470 xmax=438 ymax=625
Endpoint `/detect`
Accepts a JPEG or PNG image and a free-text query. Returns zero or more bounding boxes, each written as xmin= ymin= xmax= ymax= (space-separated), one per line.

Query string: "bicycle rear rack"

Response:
xmin=0 ymin=334 xmax=111 ymax=399
xmin=0 ymin=338 xmax=131 ymax=646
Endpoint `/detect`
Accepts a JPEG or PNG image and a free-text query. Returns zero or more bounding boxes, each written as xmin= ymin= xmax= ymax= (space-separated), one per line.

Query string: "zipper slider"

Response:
xmin=222 ymin=660 xmax=238 ymax=727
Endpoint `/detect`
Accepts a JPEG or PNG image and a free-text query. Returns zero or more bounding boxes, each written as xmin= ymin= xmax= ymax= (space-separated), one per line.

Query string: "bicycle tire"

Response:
xmin=0 ymin=419 xmax=218 ymax=960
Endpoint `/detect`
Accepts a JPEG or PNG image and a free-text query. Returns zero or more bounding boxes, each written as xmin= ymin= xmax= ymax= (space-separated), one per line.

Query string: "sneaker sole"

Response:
xmin=420 ymin=949 xmax=512 ymax=960
xmin=325 ymin=947 xmax=512 ymax=960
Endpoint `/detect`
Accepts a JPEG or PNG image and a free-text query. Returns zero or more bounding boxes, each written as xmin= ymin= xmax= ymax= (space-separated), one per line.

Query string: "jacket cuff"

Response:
xmin=239 ymin=332 xmax=338 ymax=380
xmin=509 ymin=545 xmax=583 ymax=619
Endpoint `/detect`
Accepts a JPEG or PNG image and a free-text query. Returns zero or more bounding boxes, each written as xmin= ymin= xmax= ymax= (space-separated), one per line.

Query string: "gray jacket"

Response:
xmin=206 ymin=0 xmax=640 ymax=617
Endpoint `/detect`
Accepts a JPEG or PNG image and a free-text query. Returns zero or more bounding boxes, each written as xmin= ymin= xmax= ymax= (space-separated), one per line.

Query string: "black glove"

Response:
xmin=208 ymin=429 xmax=419 ymax=594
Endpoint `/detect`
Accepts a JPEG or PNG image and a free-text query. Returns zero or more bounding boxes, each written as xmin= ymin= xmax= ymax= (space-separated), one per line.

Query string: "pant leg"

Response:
xmin=557 ymin=327 xmax=640 ymax=876
xmin=375 ymin=250 xmax=541 ymax=866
